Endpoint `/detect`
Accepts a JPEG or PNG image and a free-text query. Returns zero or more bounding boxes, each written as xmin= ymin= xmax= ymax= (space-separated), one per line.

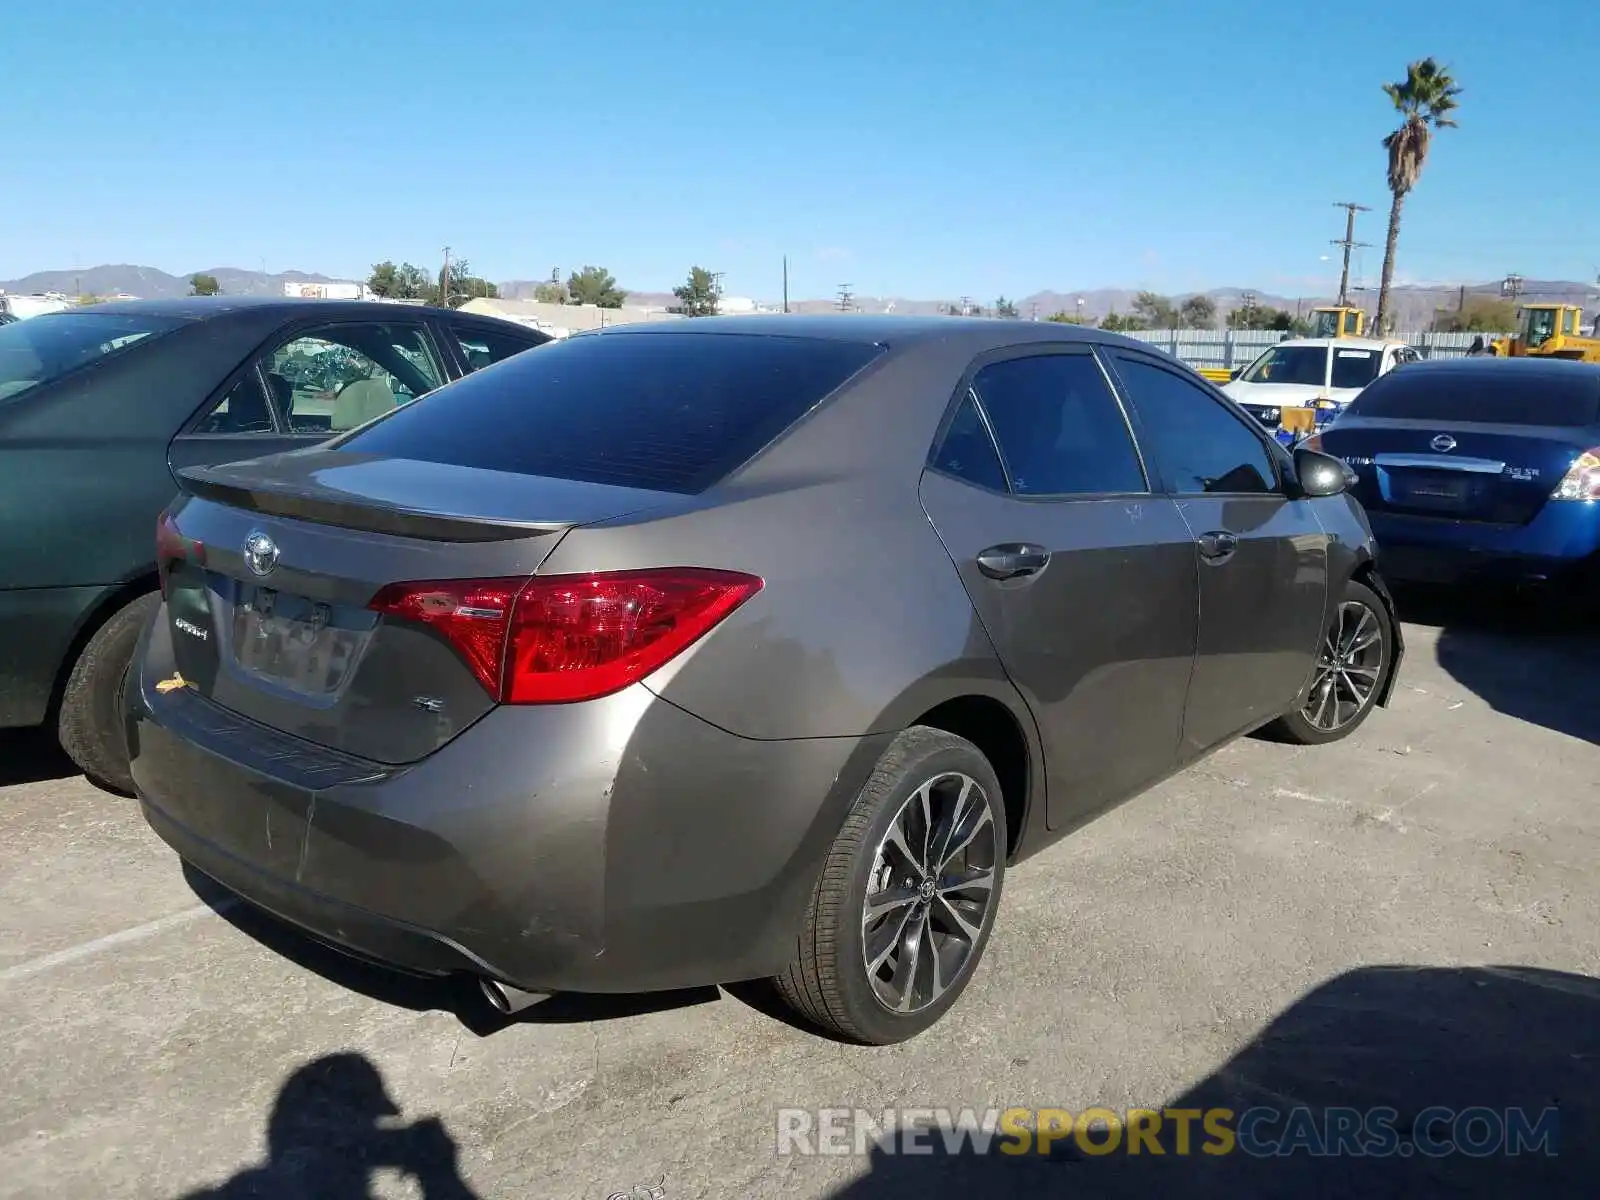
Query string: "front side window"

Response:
xmin=1238 ymin=345 xmax=1329 ymax=387
xmin=969 ymin=353 xmax=1146 ymax=497
xmin=1111 ymin=354 xmax=1279 ymax=495
xmin=0 ymin=312 xmax=186 ymax=405
xmin=242 ymin=323 xmax=445 ymax=435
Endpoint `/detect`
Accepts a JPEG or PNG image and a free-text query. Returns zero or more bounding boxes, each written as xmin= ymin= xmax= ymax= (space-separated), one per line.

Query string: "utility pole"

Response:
xmin=1030 ymin=301 xmax=1039 ymax=322
xmin=440 ymin=246 xmax=452 ymax=308
xmin=1331 ymin=202 xmax=1371 ymax=307
xmin=782 ymin=257 xmax=789 ymax=314
xmin=1241 ymin=291 xmax=1257 ymax=327
xmin=1501 ymin=273 xmax=1524 ymax=302
xmin=959 ymin=295 xmax=972 ymax=317
xmin=836 ymin=283 xmax=855 ymax=312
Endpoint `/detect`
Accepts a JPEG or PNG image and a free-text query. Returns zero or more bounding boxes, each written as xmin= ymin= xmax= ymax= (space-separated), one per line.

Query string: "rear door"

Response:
xmin=168 ymin=316 xmax=449 ymax=477
xmin=917 ymin=346 xmax=1199 ymax=830
xmin=1321 ymin=367 xmax=1600 ymax=526
xmin=1105 ymin=350 xmax=1328 ymax=755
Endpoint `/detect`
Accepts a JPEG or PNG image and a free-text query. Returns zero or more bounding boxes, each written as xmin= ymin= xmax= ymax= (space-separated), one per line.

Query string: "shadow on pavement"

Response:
xmin=826 ymin=964 xmax=1598 ymax=1198
xmin=0 ymin=728 xmax=78 ymax=788
xmin=1395 ymin=583 xmax=1600 ymax=745
xmin=184 ymin=864 xmax=721 ymax=1037
xmin=174 ymin=1051 xmax=481 ymax=1199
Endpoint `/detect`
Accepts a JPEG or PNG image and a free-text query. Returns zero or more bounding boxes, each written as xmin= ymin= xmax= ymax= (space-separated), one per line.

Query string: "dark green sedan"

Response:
xmin=0 ymin=296 xmax=548 ymax=791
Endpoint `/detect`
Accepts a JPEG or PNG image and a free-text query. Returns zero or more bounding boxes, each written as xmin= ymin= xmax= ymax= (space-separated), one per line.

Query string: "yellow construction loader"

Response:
xmin=1307 ymin=305 xmax=1367 ymax=339
xmin=1488 ymin=304 xmax=1600 ymax=361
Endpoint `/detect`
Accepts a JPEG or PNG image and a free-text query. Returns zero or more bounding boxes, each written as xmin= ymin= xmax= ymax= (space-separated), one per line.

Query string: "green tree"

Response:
xmin=367 ymin=261 xmax=430 ymax=300
xmin=1227 ymin=305 xmax=1294 ymax=331
xmin=1288 ymin=315 xmax=1313 ymax=336
xmin=533 ymin=281 xmax=568 ymax=304
xmin=1131 ymin=291 xmax=1178 ymax=328
xmin=671 ymin=267 xmax=720 ymax=317
xmin=567 ymin=265 xmax=626 ymax=308
xmin=1100 ymin=309 xmax=1145 ymax=332
xmin=1374 ymin=58 xmax=1461 ymax=333
xmin=189 ymin=273 xmax=221 ymax=296
xmin=994 ymin=296 xmax=1019 ymax=319
xmin=1045 ymin=310 xmax=1088 ymax=324
xmin=1434 ymin=297 xmax=1517 ymax=333
xmin=1179 ymin=294 xmax=1217 ymax=329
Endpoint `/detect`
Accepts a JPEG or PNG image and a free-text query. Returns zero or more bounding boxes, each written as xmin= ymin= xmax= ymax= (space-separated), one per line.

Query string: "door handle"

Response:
xmin=1197 ymin=531 xmax=1239 ymax=562
xmin=976 ymin=543 xmax=1051 ymax=581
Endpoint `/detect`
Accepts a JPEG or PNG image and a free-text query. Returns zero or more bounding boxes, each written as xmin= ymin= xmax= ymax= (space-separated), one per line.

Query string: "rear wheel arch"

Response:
xmin=48 ymin=569 xmax=160 ymax=719
xmin=897 ymin=690 xmax=1038 ymax=863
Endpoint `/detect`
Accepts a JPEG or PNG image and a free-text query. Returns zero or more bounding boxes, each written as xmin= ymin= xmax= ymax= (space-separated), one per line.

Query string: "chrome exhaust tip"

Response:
xmin=479 ymin=977 xmax=550 ymax=1015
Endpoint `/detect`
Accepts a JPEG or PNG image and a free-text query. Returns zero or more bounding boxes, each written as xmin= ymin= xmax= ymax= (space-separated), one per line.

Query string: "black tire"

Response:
xmin=1262 ymin=578 xmax=1393 ymax=746
xmin=774 ymin=726 xmax=1009 ymax=1045
xmin=57 ymin=591 xmax=159 ymax=795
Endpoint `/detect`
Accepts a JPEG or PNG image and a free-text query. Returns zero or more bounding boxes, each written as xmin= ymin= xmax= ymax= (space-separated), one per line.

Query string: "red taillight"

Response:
xmin=156 ymin=511 xmax=203 ymax=598
xmin=369 ymin=568 xmax=763 ymax=705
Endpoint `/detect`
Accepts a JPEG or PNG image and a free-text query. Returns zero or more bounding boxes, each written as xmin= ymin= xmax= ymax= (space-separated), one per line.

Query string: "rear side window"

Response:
xmin=1347 ymin=368 xmax=1600 ymax=426
xmin=971 ymin=353 xmax=1146 ymax=496
xmin=448 ymin=324 xmax=544 ymax=372
xmin=336 ymin=332 xmax=884 ymax=493
xmin=929 ymin=392 xmax=1008 ymax=492
xmin=0 ymin=312 xmax=186 ymax=404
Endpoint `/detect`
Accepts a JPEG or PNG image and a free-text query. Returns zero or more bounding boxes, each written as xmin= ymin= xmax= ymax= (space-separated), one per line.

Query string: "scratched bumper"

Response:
xmin=126 ymin=600 xmax=881 ymax=994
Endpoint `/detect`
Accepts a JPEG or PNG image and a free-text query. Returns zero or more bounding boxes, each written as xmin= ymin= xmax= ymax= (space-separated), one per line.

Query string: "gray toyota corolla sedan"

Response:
xmin=127 ymin=315 xmax=1403 ymax=1045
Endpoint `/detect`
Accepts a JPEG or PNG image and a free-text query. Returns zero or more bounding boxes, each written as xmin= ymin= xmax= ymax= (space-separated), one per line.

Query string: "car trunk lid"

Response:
xmin=1319 ymin=418 xmax=1584 ymax=525
xmin=158 ymin=452 xmax=678 ymax=763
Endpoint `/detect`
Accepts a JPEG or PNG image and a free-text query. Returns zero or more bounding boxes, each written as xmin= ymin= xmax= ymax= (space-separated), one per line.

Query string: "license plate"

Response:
xmin=231 ymin=585 xmax=364 ymax=695
xmin=1400 ymin=475 xmax=1469 ymax=506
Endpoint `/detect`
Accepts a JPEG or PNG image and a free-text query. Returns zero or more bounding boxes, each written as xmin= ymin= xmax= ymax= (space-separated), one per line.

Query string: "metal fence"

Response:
xmin=1124 ymin=329 xmax=1496 ymax=370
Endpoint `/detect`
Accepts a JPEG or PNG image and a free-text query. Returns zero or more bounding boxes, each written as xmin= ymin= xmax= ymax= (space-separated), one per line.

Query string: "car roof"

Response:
xmin=70 ymin=296 xmax=463 ymax=323
xmin=576 ymin=312 xmax=1145 ymax=352
xmin=1387 ymin=355 xmax=1600 ymax=381
xmin=1268 ymin=336 xmax=1402 ymax=351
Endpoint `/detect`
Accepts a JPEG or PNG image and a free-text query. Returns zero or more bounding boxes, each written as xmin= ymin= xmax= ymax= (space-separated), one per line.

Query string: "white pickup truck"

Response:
xmin=1221 ymin=336 xmax=1419 ymax=430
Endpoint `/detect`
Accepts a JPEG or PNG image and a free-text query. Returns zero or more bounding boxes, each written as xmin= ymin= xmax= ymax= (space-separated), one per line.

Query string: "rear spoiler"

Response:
xmin=175 ymin=466 xmax=572 ymax=544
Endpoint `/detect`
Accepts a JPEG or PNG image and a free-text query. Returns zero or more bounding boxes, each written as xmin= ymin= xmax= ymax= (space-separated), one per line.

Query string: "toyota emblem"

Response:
xmin=1430 ymin=434 xmax=1457 ymax=453
xmin=243 ymin=531 xmax=280 ymax=577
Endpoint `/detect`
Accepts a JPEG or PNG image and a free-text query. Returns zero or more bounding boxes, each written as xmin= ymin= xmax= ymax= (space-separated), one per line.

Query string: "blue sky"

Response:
xmin=5 ymin=1 xmax=1595 ymax=301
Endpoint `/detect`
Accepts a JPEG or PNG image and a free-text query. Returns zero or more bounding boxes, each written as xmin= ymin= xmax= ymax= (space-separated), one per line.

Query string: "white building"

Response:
xmin=283 ymin=280 xmax=369 ymax=300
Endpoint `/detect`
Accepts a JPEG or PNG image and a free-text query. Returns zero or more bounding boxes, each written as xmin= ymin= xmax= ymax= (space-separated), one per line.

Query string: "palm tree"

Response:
xmin=1373 ymin=58 xmax=1461 ymax=333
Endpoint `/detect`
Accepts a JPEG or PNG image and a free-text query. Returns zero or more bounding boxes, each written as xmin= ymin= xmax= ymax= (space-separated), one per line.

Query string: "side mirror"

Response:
xmin=1293 ymin=448 xmax=1354 ymax=498
xmin=1228 ymin=368 xmax=1244 ymax=381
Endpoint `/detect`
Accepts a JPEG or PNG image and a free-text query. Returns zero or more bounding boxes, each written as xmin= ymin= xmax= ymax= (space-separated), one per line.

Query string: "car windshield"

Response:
xmin=0 ymin=311 xmax=186 ymax=404
xmin=1329 ymin=347 xmax=1382 ymax=389
xmin=1347 ymin=367 xmax=1600 ymax=426
xmin=1239 ymin=345 xmax=1327 ymax=386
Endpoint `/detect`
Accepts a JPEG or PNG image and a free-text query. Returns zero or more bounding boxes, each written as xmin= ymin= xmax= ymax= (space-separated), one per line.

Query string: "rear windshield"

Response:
xmin=1346 ymin=366 xmax=1600 ymax=427
xmin=0 ymin=311 xmax=186 ymax=404
xmin=334 ymin=331 xmax=885 ymax=493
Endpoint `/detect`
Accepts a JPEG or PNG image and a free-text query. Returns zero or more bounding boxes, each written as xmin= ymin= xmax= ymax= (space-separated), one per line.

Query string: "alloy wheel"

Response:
xmin=861 ymin=771 xmax=1000 ymax=1014
xmin=1302 ymin=600 xmax=1385 ymax=732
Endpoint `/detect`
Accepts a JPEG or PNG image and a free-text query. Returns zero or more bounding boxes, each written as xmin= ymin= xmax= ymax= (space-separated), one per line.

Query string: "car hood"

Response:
xmin=1223 ymin=381 xmax=1360 ymax=408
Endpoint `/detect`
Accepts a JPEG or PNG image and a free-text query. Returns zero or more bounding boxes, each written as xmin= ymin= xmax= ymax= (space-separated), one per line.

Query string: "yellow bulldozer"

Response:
xmin=1488 ymin=303 xmax=1600 ymax=361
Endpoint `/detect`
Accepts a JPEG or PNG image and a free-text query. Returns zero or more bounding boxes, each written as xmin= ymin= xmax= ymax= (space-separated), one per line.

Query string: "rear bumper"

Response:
xmin=1369 ymin=503 xmax=1600 ymax=586
xmin=0 ymin=584 xmax=104 ymax=728
xmin=128 ymin=606 xmax=886 ymax=994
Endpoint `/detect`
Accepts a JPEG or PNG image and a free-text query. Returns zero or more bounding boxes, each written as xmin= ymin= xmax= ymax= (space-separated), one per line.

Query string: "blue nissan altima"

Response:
xmin=1305 ymin=356 xmax=1600 ymax=591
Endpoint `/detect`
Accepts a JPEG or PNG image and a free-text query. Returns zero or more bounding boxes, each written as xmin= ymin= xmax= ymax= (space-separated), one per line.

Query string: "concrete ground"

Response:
xmin=2 ymin=596 xmax=1597 ymax=1199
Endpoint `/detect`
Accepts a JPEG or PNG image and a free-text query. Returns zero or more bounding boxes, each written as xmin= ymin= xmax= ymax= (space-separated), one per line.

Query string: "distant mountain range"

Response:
xmin=6 ymin=264 xmax=1595 ymax=330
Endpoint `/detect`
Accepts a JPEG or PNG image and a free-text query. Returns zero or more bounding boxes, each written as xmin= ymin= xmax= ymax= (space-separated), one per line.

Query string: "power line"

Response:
xmin=1331 ymin=202 xmax=1372 ymax=306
